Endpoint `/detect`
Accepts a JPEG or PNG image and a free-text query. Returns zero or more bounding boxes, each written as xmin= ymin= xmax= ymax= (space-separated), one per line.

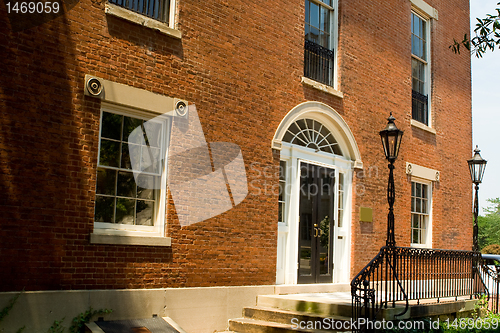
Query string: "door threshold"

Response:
xmin=274 ymin=283 xmax=350 ymax=295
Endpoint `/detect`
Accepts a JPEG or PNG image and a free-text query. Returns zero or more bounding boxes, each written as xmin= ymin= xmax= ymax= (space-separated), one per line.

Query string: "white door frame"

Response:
xmin=277 ymin=144 xmax=353 ymax=284
xmin=273 ymin=102 xmax=361 ymax=285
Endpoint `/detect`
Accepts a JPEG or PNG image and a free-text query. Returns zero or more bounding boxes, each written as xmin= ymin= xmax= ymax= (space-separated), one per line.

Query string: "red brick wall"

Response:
xmin=0 ymin=0 xmax=471 ymax=291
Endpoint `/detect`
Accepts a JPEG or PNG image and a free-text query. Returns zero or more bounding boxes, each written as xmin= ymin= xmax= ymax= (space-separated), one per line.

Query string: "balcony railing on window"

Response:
xmin=109 ymin=0 xmax=170 ymax=23
xmin=304 ymin=40 xmax=335 ymax=87
xmin=412 ymin=90 xmax=428 ymax=125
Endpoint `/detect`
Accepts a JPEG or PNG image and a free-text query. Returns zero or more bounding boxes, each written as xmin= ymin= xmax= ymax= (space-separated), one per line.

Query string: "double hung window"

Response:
xmin=95 ymin=107 xmax=167 ymax=235
xmin=411 ymin=181 xmax=431 ymax=246
xmin=304 ymin=0 xmax=336 ymax=87
xmin=411 ymin=12 xmax=430 ymax=125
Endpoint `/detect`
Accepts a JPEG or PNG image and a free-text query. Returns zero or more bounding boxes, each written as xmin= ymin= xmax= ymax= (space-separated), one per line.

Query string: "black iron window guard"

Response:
xmin=351 ymin=246 xmax=498 ymax=332
xmin=109 ymin=0 xmax=170 ymax=23
xmin=412 ymin=90 xmax=428 ymax=125
xmin=304 ymin=40 xmax=335 ymax=87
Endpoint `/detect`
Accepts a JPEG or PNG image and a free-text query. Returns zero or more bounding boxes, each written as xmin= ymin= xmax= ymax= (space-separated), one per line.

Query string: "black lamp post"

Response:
xmin=468 ymin=145 xmax=487 ymax=252
xmin=379 ymin=113 xmax=404 ymax=248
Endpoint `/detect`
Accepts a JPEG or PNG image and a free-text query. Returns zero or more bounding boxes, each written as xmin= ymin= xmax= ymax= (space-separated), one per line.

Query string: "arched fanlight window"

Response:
xmin=282 ymin=118 xmax=342 ymax=155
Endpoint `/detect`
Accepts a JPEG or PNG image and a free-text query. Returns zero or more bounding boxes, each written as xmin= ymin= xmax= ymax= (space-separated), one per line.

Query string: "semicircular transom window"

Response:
xmin=283 ymin=118 xmax=342 ymax=155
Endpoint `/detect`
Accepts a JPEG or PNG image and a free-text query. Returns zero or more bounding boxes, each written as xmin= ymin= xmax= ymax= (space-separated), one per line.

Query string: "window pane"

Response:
xmin=96 ymin=168 xmax=116 ymax=195
xmin=321 ymin=6 xmax=330 ymax=33
xmin=305 ymin=0 xmax=310 ymax=25
xmin=416 ymin=198 xmax=421 ymax=212
xmin=310 ymin=2 xmax=319 ymax=29
xmin=279 ymin=202 xmax=284 ymax=223
xmin=136 ymin=200 xmax=154 ymax=226
xmin=412 ymin=228 xmax=419 ymax=243
xmin=95 ymin=196 xmax=115 ymax=223
xmin=141 ymin=146 xmax=161 ymax=174
xmin=101 ymin=112 xmax=122 ymax=140
xmin=121 ymin=143 xmax=135 ymax=170
xmin=279 ymin=160 xmax=286 ymax=181
xmin=99 ymin=139 xmax=120 ymax=167
xmin=122 ymin=116 xmax=143 ymax=142
xmin=411 ymin=214 xmax=418 ymax=228
xmin=320 ymin=31 xmax=330 ymax=49
xmin=309 ymin=27 xmax=320 ymax=43
xmin=143 ymin=121 xmax=163 ymax=148
xmin=115 ymin=198 xmax=135 ymax=224
xmin=137 ymin=175 xmax=157 ymax=200
xmin=117 ymin=171 xmax=136 ymax=198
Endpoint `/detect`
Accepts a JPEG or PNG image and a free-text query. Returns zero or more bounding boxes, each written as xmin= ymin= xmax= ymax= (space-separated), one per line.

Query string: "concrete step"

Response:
xmin=243 ymin=306 xmax=351 ymax=330
xmin=229 ymin=317 xmax=341 ymax=333
xmin=257 ymin=294 xmax=353 ymax=318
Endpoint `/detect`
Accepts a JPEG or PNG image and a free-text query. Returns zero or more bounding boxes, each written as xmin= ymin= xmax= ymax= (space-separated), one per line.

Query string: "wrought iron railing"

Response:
xmin=412 ymin=90 xmax=428 ymax=125
xmin=109 ymin=0 xmax=170 ymax=23
xmin=478 ymin=257 xmax=500 ymax=313
xmin=351 ymin=246 xmax=494 ymax=332
xmin=304 ymin=40 xmax=335 ymax=87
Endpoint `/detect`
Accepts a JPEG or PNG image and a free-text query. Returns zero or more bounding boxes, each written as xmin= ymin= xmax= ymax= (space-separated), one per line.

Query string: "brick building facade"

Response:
xmin=0 ymin=0 xmax=472 ymax=331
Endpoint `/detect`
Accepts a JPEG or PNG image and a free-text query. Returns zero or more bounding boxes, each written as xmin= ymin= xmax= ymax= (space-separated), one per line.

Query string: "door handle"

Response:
xmin=314 ymin=224 xmax=319 ymax=237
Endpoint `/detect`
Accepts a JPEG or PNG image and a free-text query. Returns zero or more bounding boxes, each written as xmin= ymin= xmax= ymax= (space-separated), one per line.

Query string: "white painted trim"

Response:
xmin=277 ymin=144 xmax=353 ymax=285
xmin=410 ymin=0 xmax=438 ymax=20
xmin=301 ymin=77 xmax=344 ymax=98
xmin=84 ymin=75 xmax=179 ymax=115
xmin=105 ymin=3 xmax=182 ymax=39
xmin=406 ymin=162 xmax=440 ymax=182
xmin=90 ymin=233 xmax=172 ymax=246
xmin=411 ymin=119 xmax=436 ymax=134
xmin=271 ymin=101 xmax=363 ymax=169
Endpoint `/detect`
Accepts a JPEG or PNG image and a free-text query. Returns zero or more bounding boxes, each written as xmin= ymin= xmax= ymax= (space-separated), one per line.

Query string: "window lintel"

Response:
xmin=410 ymin=0 xmax=438 ymax=20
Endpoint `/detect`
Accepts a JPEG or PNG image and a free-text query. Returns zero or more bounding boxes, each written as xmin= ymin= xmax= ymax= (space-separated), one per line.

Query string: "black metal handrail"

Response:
xmin=412 ymin=90 xmax=428 ymax=125
xmin=478 ymin=257 xmax=500 ymax=313
xmin=351 ymin=246 xmax=490 ymax=332
xmin=109 ymin=0 xmax=170 ymax=23
xmin=304 ymin=40 xmax=335 ymax=87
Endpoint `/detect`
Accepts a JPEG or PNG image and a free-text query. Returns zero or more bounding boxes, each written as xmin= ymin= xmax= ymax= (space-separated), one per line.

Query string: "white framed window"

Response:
xmin=337 ymin=172 xmax=344 ymax=228
xmin=94 ymin=104 xmax=168 ymax=237
xmin=108 ymin=0 xmax=176 ymax=26
xmin=410 ymin=180 xmax=432 ymax=247
xmin=411 ymin=11 xmax=431 ymax=126
xmin=278 ymin=160 xmax=287 ymax=224
xmin=304 ymin=0 xmax=338 ymax=87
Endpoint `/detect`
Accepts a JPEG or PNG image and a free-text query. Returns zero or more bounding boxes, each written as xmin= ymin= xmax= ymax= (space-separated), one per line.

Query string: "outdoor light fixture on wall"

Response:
xmin=468 ymin=146 xmax=487 ymax=252
xmin=379 ymin=113 xmax=404 ymax=248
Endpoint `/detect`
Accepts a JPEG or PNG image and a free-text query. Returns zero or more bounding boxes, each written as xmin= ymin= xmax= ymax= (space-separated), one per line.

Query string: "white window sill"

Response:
xmin=411 ymin=243 xmax=432 ymax=249
xmin=105 ymin=3 xmax=182 ymax=39
xmin=411 ymin=119 xmax=436 ymax=134
xmin=90 ymin=233 xmax=172 ymax=247
xmin=301 ymin=77 xmax=343 ymax=98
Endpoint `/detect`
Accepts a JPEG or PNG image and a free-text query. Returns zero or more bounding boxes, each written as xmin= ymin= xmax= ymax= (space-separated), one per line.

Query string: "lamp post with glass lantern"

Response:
xmin=379 ymin=113 xmax=404 ymax=248
xmin=467 ymin=146 xmax=487 ymax=253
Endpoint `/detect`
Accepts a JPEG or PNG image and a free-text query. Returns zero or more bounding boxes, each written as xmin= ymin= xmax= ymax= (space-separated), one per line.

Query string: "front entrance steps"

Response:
xmin=228 ymin=293 xmax=352 ymax=333
xmin=225 ymin=291 xmax=479 ymax=333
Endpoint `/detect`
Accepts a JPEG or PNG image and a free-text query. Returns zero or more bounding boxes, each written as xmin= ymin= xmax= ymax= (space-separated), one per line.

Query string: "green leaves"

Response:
xmin=451 ymin=2 xmax=500 ymax=58
xmin=479 ymin=198 xmax=500 ymax=251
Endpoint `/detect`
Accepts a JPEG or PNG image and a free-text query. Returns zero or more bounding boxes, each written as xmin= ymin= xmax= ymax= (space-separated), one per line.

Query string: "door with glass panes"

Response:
xmin=298 ymin=162 xmax=335 ymax=283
